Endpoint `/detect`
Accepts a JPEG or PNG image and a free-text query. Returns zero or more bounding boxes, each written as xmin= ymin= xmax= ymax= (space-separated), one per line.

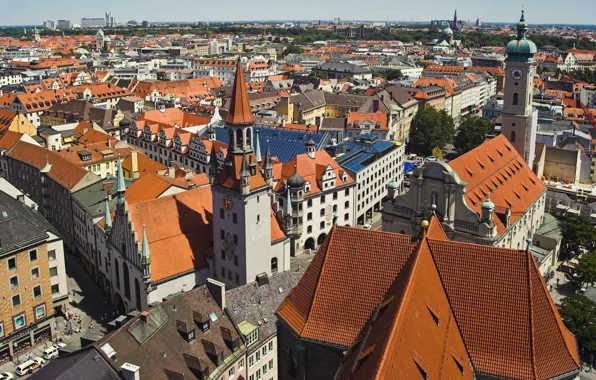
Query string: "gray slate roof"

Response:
xmin=0 ymin=190 xmax=58 ymax=256
xmin=225 ymin=272 xmax=299 ymax=348
xmin=30 ymin=347 xmax=119 ymax=380
xmin=73 ymin=176 xmax=133 ymax=217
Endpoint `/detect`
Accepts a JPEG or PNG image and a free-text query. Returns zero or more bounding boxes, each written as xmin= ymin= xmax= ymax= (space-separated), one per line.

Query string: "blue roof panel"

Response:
xmin=208 ymin=127 xmax=326 ymax=163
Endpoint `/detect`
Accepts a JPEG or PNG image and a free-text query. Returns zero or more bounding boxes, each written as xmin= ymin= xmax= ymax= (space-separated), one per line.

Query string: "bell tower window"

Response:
xmin=511 ymin=131 xmax=516 ymax=142
xmin=512 ymin=93 xmax=519 ymax=106
xmin=235 ymin=129 xmax=243 ymax=150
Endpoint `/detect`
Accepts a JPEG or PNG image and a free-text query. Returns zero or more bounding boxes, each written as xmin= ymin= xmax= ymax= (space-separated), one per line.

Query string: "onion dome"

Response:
xmin=119 ymin=117 xmax=131 ymax=127
xmin=287 ymin=171 xmax=305 ymax=189
xmin=506 ymin=10 xmax=537 ymax=55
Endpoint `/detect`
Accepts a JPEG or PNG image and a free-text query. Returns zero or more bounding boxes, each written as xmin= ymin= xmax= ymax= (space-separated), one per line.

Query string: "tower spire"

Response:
xmin=255 ymin=130 xmax=262 ymax=163
xmin=104 ymin=197 xmax=112 ymax=232
xmin=141 ymin=225 xmax=151 ymax=265
xmin=285 ymin=185 xmax=293 ymax=217
xmin=116 ymin=157 xmax=126 ymax=204
xmin=225 ymin=60 xmax=254 ymax=126
xmin=209 ymin=144 xmax=219 ymax=184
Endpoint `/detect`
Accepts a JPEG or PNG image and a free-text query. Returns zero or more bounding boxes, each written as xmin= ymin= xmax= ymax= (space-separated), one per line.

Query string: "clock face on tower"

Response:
xmin=511 ymin=69 xmax=523 ymax=80
xmin=222 ymin=195 xmax=234 ymax=212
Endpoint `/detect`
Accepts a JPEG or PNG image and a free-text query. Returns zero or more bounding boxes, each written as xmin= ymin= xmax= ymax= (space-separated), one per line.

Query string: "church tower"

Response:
xmin=501 ymin=10 xmax=538 ymax=166
xmin=211 ymin=61 xmax=277 ymax=288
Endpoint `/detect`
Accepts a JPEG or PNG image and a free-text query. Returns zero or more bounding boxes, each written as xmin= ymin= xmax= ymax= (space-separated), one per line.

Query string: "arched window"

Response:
xmin=123 ymin=263 xmax=131 ymax=299
xmin=512 ymin=93 xmax=519 ymax=106
xmin=235 ymin=129 xmax=243 ymax=149
xmin=271 ymin=258 xmax=278 ymax=274
xmin=246 ymin=128 xmax=252 ymax=148
xmin=511 ymin=131 xmax=516 ymax=142
xmin=114 ymin=259 xmax=120 ymax=289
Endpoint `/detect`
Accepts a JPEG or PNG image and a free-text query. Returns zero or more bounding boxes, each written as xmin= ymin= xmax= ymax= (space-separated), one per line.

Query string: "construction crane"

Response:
xmin=581 ymin=101 xmax=596 ymax=130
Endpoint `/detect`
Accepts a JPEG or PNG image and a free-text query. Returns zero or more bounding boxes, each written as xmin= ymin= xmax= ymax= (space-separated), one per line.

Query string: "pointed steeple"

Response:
xmin=255 ymin=130 xmax=262 ymax=163
xmin=239 ymin=150 xmax=250 ymax=179
xmin=209 ymin=144 xmax=219 ymax=184
xmin=264 ymin=140 xmax=273 ymax=171
xmin=104 ymin=197 xmax=112 ymax=232
xmin=141 ymin=225 xmax=151 ymax=265
xmin=116 ymin=157 xmax=126 ymax=204
xmin=225 ymin=60 xmax=254 ymax=126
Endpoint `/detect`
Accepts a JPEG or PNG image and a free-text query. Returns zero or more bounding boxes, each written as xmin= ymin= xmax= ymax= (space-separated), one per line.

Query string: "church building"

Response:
xmin=382 ymin=11 xmax=546 ymax=251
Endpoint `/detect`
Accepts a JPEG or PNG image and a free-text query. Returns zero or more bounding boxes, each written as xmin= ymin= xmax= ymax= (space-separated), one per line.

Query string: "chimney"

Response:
xmin=168 ymin=166 xmax=175 ymax=178
xmin=130 ymin=150 xmax=139 ymax=179
xmin=16 ymin=194 xmax=24 ymax=203
xmin=256 ymin=273 xmax=269 ymax=287
xmin=107 ymin=137 xmax=112 ymax=148
xmin=140 ymin=311 xmax=150 ymax=325
xmin=120 ymin=363 xmax=140 ymax=380
xmin=206 ymin=278 xmax=226 ymax=310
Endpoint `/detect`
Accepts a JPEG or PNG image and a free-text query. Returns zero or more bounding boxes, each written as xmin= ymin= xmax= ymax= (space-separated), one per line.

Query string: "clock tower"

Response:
xmin=501 ymin=10 xmax=538 ymax=166
xmin=211 ymin=61 xmax=282 ymax=288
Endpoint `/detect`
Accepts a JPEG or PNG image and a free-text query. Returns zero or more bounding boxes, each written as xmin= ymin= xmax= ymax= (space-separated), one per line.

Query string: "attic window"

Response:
xmin=522 ymin=183 xmax=529 ymax=192
xmin=415 ymin=360 xmax=428 ymax=380
xmin=465 ymin=168 xmax=473 ymax=178
xmin=496 ymin=148 xmax=503 ymax=157
xmin=514 ymin=191 xmax=521 ymax=200
xmin=452 ymin=355 xmax=465 ymax=375
xmin=487 ymin=154 xmax=495 ymax=163
xmin=505 ymin=144 xmax=512 ymax=152
xmin=477 ymin=160 xmax=485 ymax=170
xmin=530 ymin=178 xmax=536 ymax=185
xmin=427 ymin=305 xmax=440 ymax=326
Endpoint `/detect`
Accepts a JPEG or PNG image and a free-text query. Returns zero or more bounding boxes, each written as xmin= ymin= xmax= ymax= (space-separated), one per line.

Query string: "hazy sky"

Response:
xmin=1 ymin=0 xmax=594 ymax=26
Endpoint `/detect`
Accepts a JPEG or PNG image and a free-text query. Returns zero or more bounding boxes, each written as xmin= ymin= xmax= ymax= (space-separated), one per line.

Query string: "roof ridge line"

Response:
xmin=302 ymin=225 xmax=337 ymax=335
xmin=526 ymin=251 xmax=538 ymax=379
xmin=374 ymin=237 xmax=427 ymax=379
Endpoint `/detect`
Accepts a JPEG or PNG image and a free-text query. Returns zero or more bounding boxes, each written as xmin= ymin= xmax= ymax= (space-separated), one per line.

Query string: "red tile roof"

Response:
xmin=215 ymin=152 xmax=267 ymax=192
xmin=225 ymin=62 xmax=254 ymax=125
xmin=277 ymin=223 xmax=580 ymax=380
xmin=127 ymin=187 xmax=213 ymax=282
xmin=449 ymin=135 xmax=546 ymax=234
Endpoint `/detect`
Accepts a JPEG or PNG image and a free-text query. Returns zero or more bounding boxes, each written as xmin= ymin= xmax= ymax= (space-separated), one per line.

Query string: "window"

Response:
xmin=307 ymin=226 xmax=312 ymax=234
xmin=320 ymin=221 xmax=325 ymax=229
xmin=31 ymin=267 xmax=40 ymax=281
xmin=249 ymin=354 xmax=255 ymax=368
xmin=333 ymin=205 xmax=337 ymax=213
xmin=220 ymin=229 xmax=225 ymax=239
xmin=307 ymin=212 xmax=312 ymax=221
xmin=9 ymin=276 xmax=18 ymax=289
xmin=29 ymin=249 xmax=38 ymax=262
xmin=221 ymin=266 xmax=225 ymax=277
xmin=345 ymin=201 xmax=349 ymax=208
xmin=228 ymin=366 xmax=235 ymax=379
xmin=221 ymin=250 xmax=226 ymax=260
xmin=235 ymin=273 xmax=239 ymax=284
xmin=271 ymin=258 xmax=278 ymax=274
xmin=233 ymin=213 xmax=238 ymax=224
xmin=220 ymin=208 xmax=224 ymax=218
xmin=333 ymin=192 xmax=338 ymax=200
xmin=511 ymin=131 xmax=516 ymax=142
xmin=268 ymin=359 xmax=273 ymax=370
xmin=344 ymin=213 xmax=349 ymax=221
xmin=257 ymin=214 xmax=260 ymax=223
xmin=228 ymin=270 xmax=232 ymax=280
xmin=12 ymin=294 xmax=21 ymax=308
xmin=512 ymin=92 xmax=519 ymax=106
xmin=48 ymin=250 xmax=56 ymax=261
xmin=33 ymin=285 xmax=42 ymax=298
xmin=51 ymin=284 xmax=59 ymax=294
xmin=345 ymin=188 xmax=350 ymax=196
xmin=320 ymin=209 xmax=325 ymax=217
xmin=256 ymin=369 xmax=261 ymax=380
xmin=239 ymin=358 xmax=244 ymax=369
xmin=50 ymin=267 xmax=58 ymax=277
xmin=307 ymin=199 xmax=312 ymax=208
xmin=7 ymin=257 xmax=16 ymax=271
xmin=321 ymin=195 xmax=325 ymax=203
xmin=262 ymin=345 xmax=267 ymax=356
xmin=256 ymin=350 xmax=261 ymax=361
xmin=268 ymin=341 xmax=273 ymax=351
xmin=234 ymin=235 xmax=238 ymax=245
xmin=234 ymin=255 xmax=239 ymax=265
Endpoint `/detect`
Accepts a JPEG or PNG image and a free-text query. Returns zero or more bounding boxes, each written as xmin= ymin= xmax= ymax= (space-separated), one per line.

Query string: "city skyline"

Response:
xmin=1 ymin=0 xmax=595 ymax=26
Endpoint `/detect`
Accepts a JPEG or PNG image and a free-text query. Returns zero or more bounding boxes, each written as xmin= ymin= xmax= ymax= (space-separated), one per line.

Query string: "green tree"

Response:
xmin=562 ymin=216 xmax=596 ymax=255
xmin=560 ymin=295 xmax=596 ymax=351
xmin=282 ymin=44 xmax=303 ymax=57
xmin=454 ymin=115 xmax=490 ymax=156
xmin=309 ymin=71 xmax=327 ymax=80
xmin=385 ymin=69 xmax=403 ymax=81
xmin=574 ymin=253 xmax=596 ymax=286
xmin=408 ymin=106 xmax=455 ymax=156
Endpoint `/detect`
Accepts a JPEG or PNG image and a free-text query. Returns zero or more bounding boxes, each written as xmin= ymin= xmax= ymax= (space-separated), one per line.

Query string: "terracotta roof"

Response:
xmin=127 ymin=187 xmax=213 ymax=282
xmin=278 ymin=224 xmax=580 ymax=379
xmin=125 ymin=173 xmax=188 ymax=204
xmin=53 ymin=142 xmax=130 ymax=166
xmin=275 ymin=151 xmax=354 ymax=195
xmin=138 ymin=108 xmax=210 ymax=128
xmin=448 ymin=135 xmax=546 ymax=234
xmin=270 ymin=209 xmax=287 ymax=243
xmin=8 ymin=141 xmax=94 ymax=190
xmin=337 ymin=238 xmax=473 ymax=380
xmin=215 ymin=152 xmax=267 ymax=192
xmin=225 ymin=62 xmax=254 ymax=125
xmin=0 ymin=130 xmax=23 ymax=151
xmin=78 ymin=129 xmax=114 ymax=145
xmin=121 ymin=152 xmax=167 ymax=178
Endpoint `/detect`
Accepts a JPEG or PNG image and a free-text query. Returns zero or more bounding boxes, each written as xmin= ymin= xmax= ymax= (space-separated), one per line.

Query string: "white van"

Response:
xmin=15 ymin=360 xmax=38 ymax=376
xmin=42 ymin=346 xmax=59 ymax=360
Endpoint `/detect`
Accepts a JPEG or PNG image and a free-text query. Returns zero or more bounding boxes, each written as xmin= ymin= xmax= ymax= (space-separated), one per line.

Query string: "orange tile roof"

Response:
xmin=8 ymin=141 xmax=94 ymax=190
xmin=125 ymin=172 xmax=189 ymax=204
xmin=347 ymin=111 xmax=389 ymax=130
xmin=138 ymin=108 xmax=210 ymax=128
xmin=78 ymin=129 xmax=115 ymax=145
xmin=53 ymin=142 xmax=130 ymax=166
xmin=225 ymin=62 xmax=254 ymax=125
xmin=0 ymin=130 xmax=24 ymax=150
xmin=270 ymin=209 xmax=286 ymax=243
xmin=121 ymin=151 xmax=167 ymax=178
xmin=337 ymin=237 xmax=473 ymax=380
xmin=127 ymin=187 xmax=213 ymax=282
xmin=448 ymin=135 xmax=546 ymax=234
xmin=215 ymin=152 xmax=267 ymax=192
xmin=278 ymin=224 xmax=580 ymax=379
xmin=275 ymin=151 xmax=353 ymax=195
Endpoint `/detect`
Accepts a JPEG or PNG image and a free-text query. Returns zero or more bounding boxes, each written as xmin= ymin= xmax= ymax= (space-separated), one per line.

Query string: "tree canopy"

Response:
xmin=282 ymin=44 xmax=303 ymax=57
xmin=407 ymin=106 xmax=455 ymax=156
xmin=562 ymin=216 xmax=596 ymax=256
xmin=560 ymin=295 xmax=596 ymax=352
xmin=574 ymin=253 xmax=596 ymax=286
xmin=454 ymin=115 xmax=490 ymax=156
xmin=372 ymin=69 xmax=402 ymax=81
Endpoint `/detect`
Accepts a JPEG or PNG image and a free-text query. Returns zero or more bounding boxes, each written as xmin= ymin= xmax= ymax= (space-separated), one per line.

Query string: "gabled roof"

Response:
xmin=225 ymin=61 xmax=254 ymax=125
xmin=214 ymin=152 xmax=267 ymax=192
xmin=127 ymin=187 xmax=213 ymax=282
xmin=277 ymin=222 xmax=580 ymax=380
xmin=125 ymin=172 xmax=188 ymax=204
xmin=449 ymin=135 xmax=546 ymax=234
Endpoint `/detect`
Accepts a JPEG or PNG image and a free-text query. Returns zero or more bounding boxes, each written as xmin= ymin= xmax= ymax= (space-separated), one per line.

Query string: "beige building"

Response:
xmin=0 ymin=110 xmax=37 ymax=136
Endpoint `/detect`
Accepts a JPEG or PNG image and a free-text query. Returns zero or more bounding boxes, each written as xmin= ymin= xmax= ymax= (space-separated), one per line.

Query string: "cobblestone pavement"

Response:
xmin=0 ymin=253 xmax=111 ymax=378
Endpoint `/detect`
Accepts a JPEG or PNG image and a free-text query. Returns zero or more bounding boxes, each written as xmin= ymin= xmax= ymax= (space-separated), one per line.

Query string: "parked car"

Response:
xmin=42 ymin=346 xmax=60 ymax=360
xmin=0 ymin=372 xmax=14 ymax=380
xmin=15 ymin=358 xmax=44 ymax=376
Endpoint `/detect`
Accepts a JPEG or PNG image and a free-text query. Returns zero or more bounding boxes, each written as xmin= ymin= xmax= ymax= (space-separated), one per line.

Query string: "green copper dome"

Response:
xmin=506 ymin=10 xmax=537 ymax=55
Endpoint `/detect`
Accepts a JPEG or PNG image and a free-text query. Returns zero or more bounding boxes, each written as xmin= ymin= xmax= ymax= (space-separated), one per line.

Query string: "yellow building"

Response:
xmin=0 ymin=110 xmax=36 ymax=136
